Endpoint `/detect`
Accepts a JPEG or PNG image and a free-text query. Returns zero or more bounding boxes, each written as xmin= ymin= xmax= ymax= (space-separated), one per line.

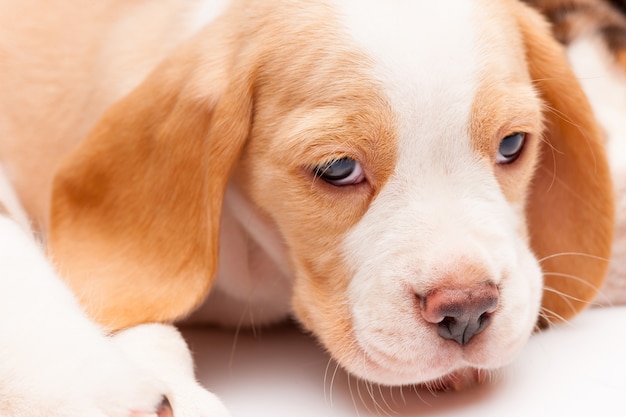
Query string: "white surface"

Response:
xmin=184 ymin=307 xmax=626 ymax=417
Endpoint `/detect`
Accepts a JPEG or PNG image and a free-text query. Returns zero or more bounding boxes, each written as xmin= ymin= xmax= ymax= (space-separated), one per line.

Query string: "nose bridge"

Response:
xmin=416 ymin=192 xmax=496 ymax=255
xmin=404 ymin=189 xmax=510 ymax=290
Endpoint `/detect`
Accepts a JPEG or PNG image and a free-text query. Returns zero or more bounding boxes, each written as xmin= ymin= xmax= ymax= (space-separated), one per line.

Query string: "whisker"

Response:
xmin=538 ymin=251 xmax=610 ymax=263
xmin=544 ymin=101 xmax=599 ymax=170
xmin=370 ymin=381 xmax=395 ymax=417
xmin=542 ymin=269 xmax=613 ymax=306
xmin=387 ymin=385 xmax=403 ymax=410
xmin=543 ymin=283 xmax=604 ymax=307
xmin=323 ymin=358 xmax=333 ymax=406
xmin=543 ymin=271 xmax=604 ymax=290
xmin=541 ymin=287 xmax=578 ymax=318
xmin=364 ymin=381 xmax=385 ymax=416
xmin=356 ymin=377 xmax=374 ymax=416
xmin=228 ymin=305 xmax=251 ymax=367
xmin=539 ymin=306 xmax=573 ymax=327
xmin=376 ymin=383 xmax=396 ymax=416
xmin=398 ymin=385 xmax=407 ymax=407
xmin=411 ymin=383 xmax=431 ymax=407
xmin=347 ymin=375 xmax=362 ymax=417
xmin=542 ymin=102 xmax=581 ymax=129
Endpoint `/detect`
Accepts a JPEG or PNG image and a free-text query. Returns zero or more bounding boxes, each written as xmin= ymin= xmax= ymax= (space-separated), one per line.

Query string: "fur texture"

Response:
xmin=0 ymin=0 xmax=622 ymax=414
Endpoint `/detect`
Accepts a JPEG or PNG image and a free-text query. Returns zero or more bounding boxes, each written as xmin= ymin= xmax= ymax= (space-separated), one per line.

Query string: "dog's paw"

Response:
xmin=82 ymin=364 xmax=170 ymax=417
xmin=111 ymin=323 xmax=231 ymax=417
xmin=2 ymin=344 xmax=171 ymax=417
xmin=51 ymin=346 xmax=173 ymax=417
xmin=164 ymin=382 xmax=231 ymax=417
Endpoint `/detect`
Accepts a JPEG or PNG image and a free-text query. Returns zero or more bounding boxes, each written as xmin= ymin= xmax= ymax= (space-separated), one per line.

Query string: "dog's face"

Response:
xmin=49 ymin=0 xmax=614 ymax=387
xmin=232 ymin=0 xmax=546 ymax=385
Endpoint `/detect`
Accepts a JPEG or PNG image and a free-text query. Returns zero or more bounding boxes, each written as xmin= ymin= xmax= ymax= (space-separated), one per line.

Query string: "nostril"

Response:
xmin=157 ymin=397 xmax=173 ymax=417
xmin=478 ymin=310 xmax=493 ymax=330
xmin=421 ymin=283 xmax=499 ymax=346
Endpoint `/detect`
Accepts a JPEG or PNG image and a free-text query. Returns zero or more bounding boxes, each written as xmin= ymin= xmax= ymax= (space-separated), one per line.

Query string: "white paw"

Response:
xmin=2 ymin=341 xmax=170 ymax=417
xmin=166 ymin=382 xmax=231 ymax=417
xmin=112 ymin=323 xmax=231 ymax=417
xmin=77 ymin=355 xmax=171 ymax=417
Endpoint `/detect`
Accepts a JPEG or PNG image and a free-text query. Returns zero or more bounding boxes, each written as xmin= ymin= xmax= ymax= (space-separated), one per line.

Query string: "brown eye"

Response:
xmin=314 ymin=157 xmax=365 ymax=186
xmin=496 ymin=132 xmax=525 ymax=164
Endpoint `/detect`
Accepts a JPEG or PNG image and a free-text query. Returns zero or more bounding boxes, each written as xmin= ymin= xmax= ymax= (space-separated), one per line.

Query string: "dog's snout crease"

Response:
xmin=421 ymin=284 xmax=499 ymax=346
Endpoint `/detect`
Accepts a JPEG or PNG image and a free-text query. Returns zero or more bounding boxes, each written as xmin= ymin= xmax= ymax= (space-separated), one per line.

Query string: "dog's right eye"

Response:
xmin=496 ymin=132 xmax=525 ymax=164
xmin=314 ymin=157 xmax=365 ymax=186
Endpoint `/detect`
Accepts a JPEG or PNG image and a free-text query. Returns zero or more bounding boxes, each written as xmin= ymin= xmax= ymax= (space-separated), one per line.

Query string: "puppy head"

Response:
xmin=49 ymin=0 xmax=613 ymax=386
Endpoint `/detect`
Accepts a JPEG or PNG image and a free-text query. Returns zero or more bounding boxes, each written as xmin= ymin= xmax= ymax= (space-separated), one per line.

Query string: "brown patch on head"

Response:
xmin=48 ymin=0 xmax=398 ymax=338
xmin=469 ymin=82 xmax=544 ymax=205
xmin=228 ymin=1 xmax=398 ymax=354
xmin=469 ymin=2 xmax=545 ymax=205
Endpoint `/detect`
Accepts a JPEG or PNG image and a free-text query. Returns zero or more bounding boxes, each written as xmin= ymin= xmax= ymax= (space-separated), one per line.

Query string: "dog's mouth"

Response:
xmin=312 ymin=299 xmax=537 ymax=389
xmin=429 ymin=367 xmax=491 ymax=391
xmin=347 ymin=334 xmax=505 ymax=388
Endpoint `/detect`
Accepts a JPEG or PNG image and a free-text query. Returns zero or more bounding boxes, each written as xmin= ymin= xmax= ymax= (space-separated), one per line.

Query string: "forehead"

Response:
xmin=333 ymin=0 xmax=529 ymax=98
xmin=331 ymin=0 xmax=535 ymax=160
xmin=335 ymin=0 xmax=481 ymax=102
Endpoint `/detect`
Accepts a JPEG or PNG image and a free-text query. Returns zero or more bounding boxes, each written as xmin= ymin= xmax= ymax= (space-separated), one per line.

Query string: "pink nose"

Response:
xmin=421 ymin=283 xmax=499 ymax=346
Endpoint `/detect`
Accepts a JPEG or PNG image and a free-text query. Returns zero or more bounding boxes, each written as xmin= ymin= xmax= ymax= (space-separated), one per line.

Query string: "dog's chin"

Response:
xmin=338 ymin=348 xmax=507 ymax=390
xmin=328 ymin=351 xmax=482 ymax=391
xmin=428 ymin=367 xmax=493 ymax=391
xmin=317 ymin=324 xmax=532 ymax=389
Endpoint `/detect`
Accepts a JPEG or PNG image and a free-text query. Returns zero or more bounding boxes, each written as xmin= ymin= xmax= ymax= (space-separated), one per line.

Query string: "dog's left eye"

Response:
xmin=496 ymin=132 xmax=525 ymax=164
xmin=314 ymin=157 xmax=365 ymax=186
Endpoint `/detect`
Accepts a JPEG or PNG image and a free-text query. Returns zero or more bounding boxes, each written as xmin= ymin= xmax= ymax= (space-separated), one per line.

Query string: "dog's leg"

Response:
xmin=111 ymin=324 xmax=231 ymax=417
xmin=0 ymin=167 xmax=230 ymax=416
xmin=0 ymin=168 xmax=168 ymax=417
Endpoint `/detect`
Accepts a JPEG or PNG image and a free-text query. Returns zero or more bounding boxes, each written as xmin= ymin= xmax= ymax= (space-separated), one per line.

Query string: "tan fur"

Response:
xmin=46 ymin=1 xmax=399 ymax=331
xmin=470 ymin=84 xmax=544 ymax=205
xmin=515 ymin=2 xmax=615 ymax=325
xmin=468 ymin=1 xmax=544 ymax=206
xmin=1 ymin=0 xmax=615 ymax=336
xmin=48 ymin=6 xmax=256 ymax=329
xmin=468 ymin=1 xmax=614 ymax=325
xmin=0 ymin=0 xmax=208 ymax=227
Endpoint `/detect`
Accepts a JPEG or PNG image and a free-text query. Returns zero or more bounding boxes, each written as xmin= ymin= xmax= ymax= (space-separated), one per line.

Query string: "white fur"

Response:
xmin=335 ymin=0 xmax=543 ymax=384
xmin=111 ymin=324 xmax=231 ymax=417
xmin=0 ymin=166 xmax=30 ymax=231
xmin=185 ymin=0 xmax=230 ymax=36
xmin=1 ymin=0 xmax=624 ymax=414
xmin=0 ymin=176 xmax=230 ymax=417
xmin=189 ymin=185 xmax=293 ymax=327
xmin=0 ymin=172 xmax=160 ymax=416
xmin=0 ymin=0 xmax=234 ymax=413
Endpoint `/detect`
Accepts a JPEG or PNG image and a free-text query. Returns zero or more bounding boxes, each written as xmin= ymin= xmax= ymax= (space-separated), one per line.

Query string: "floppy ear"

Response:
xmin=48 ymin=34 xmax=254 ymax=331
xmin=517 ymin=4 xmax=615 ymax=326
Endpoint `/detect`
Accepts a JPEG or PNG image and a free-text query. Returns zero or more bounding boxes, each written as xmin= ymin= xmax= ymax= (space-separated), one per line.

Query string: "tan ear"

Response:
xmin=517 ymin=4 xmax=615 ymax=326
xmin=48 ymin=36 xmax=253 ymax=331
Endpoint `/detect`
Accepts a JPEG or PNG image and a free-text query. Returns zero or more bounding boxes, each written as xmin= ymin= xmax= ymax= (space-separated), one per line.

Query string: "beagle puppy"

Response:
xmin=0 ymin=0 xmax=622 ymax=415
